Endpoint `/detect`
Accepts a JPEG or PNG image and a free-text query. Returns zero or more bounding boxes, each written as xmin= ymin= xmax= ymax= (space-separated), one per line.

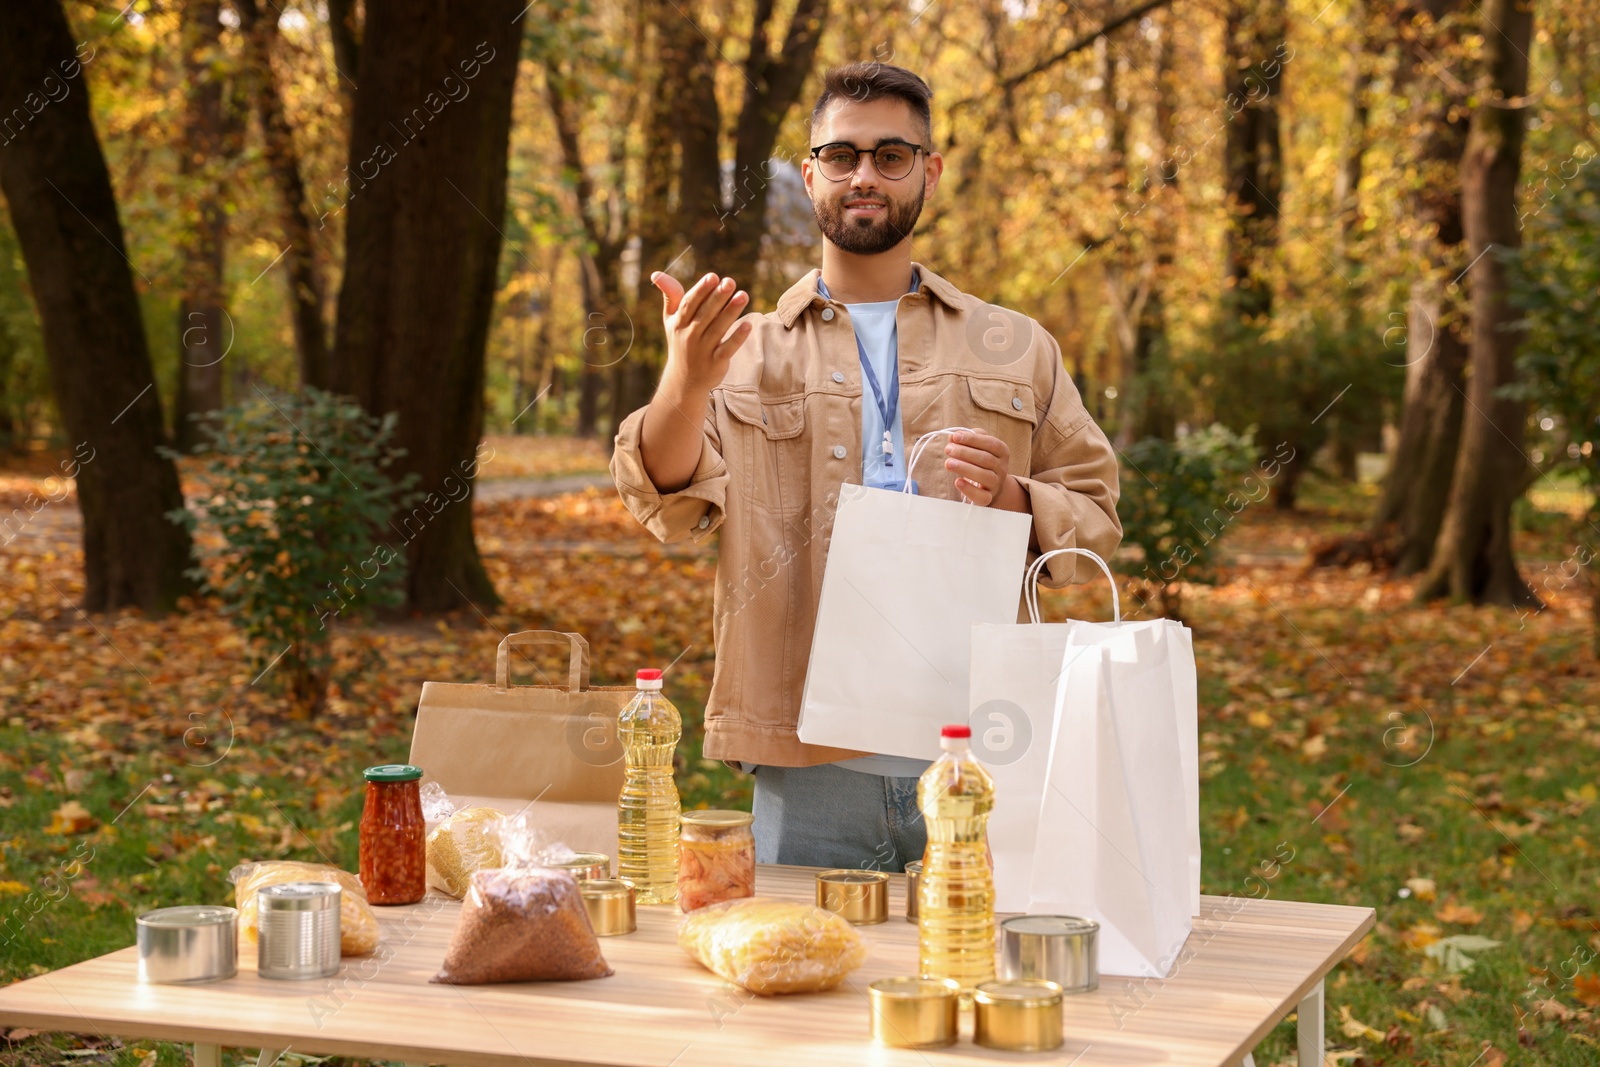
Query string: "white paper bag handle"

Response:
xmin=902 ymin=426 xmax=979 ymax=502
xmin=1025 ymin=547 xmax=1121 ymax=624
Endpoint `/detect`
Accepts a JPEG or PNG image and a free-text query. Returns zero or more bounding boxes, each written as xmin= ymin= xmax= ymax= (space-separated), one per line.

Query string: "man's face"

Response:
xmin=803 ymin=97 xmax=942 ymax=256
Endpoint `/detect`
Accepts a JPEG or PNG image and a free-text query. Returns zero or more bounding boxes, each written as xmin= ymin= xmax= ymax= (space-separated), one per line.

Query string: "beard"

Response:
xmin=813 ymin=186 xmax=925 ymax=255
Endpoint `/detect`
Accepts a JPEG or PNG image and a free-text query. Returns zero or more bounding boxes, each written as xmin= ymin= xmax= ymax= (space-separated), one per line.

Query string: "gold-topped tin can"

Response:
xmin=904 ymin=861 xmax=922 ymax=922
xmin=550 ymin=852 xmax=611 ymax=881
xmin=816 ymin=869 xmax=889 ymax=925
xmin=869 ymin=977 xmax=961 ymax=1048
xmin=578 ymin=878 xmax=636 ymax=935
xmin=973 ymin=979 xmax=1065 ymax=1052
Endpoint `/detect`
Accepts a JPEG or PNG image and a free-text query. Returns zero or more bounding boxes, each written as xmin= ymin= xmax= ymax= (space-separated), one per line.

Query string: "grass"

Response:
xmin=2 ymin=470 xmax=1599 ymax=1066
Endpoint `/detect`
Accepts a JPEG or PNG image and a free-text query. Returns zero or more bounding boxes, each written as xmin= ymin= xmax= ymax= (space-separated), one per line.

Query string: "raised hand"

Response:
xmin=652 ymin=271 xmax=752 ymax=395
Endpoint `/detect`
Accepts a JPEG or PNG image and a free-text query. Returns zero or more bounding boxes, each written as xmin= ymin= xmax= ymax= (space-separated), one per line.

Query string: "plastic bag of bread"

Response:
xmin=678 ymin=898 xmax=865 ymax=994
xmin=432 ymin=867 xmax=612 ymax=984
xmin=426 ymin=806 xmax=505 ymax=898
xmin=230 ymin=860 xmax=380 ymax=956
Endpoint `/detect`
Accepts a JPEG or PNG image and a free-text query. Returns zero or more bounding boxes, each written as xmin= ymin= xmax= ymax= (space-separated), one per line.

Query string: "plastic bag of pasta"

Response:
xmin=230 ymin=860 xmax=380 ymax=956
xmin=432 ymin=866 xmax=612 ymax=984
xmin=425 ymin=806 xmax=506 ymax=898
xmin=677 ymin=898 xmax=865 ymax=994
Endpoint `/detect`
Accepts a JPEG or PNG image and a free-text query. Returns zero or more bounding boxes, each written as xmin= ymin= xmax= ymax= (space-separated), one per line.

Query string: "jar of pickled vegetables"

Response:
xmin=678 ymin=810 xmax=755 ymax=912
xmin=359 ymin=764 xmax=426 ymax=905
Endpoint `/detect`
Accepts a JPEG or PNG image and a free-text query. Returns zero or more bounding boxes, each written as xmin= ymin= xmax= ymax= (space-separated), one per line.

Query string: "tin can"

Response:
xmin=549 ymin=852 xmax=612 ymax=882
xmin=869 ymin=977 xmax=961 ymax=1048
xmin=579 ymin=878 xmax=637 ymax=936
xmin=999 ymin=915 xmax=1099 ymax=993
xmin=136 ymin=905 xmax=238 ymax=984
xmin=816 ymin=869 xmax=889 ymax=925
xmin=257 ymin=882 xmax=342 ymax=980
xmin=904 ymin=861 xmax=922 ymax=922
xmin=973 ymin=979 xmax=1065 ymax=1052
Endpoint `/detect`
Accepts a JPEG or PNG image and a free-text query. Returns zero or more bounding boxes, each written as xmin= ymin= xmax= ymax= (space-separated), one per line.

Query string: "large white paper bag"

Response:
xmin=798 ymin=429 xmax=1032 ymax=761
xmin=1029 ymin=616 xmax=1200 ymax=978
xmin=969 ymin=548 xmax=1119 ymax=913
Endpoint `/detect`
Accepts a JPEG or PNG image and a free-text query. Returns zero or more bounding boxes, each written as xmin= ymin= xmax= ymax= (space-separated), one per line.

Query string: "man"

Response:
xmin=610 ymin=62 xmax=1121 ymax=872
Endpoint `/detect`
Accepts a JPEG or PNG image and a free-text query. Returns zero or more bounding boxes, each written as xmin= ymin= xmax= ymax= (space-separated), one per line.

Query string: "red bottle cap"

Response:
xmin=636 ymin=669 xmax=664 ymax=682
xmin=941 ymin=725 xmax=971 ymax=739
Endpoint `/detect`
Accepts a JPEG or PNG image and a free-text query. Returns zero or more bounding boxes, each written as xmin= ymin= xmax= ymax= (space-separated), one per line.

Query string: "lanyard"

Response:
xmin=856 ymin=336 xmax=898 ymax=466
xmin=817 ymin=272 xmax=920 ymax=467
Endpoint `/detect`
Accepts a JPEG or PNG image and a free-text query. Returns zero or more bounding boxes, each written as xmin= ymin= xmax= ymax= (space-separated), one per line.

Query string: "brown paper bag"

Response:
xmin=409 ymin=631 xmax=630 ymax=858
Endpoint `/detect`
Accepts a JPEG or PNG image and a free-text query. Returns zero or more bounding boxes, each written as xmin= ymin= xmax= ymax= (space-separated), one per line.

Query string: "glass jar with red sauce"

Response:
xmin=359 ymin=764 xmax=426 ymax=905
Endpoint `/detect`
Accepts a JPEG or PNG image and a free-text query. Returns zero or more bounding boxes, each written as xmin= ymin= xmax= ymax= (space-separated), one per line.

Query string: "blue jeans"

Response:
xmin=751 ymin=763 xmax=926 ymax=873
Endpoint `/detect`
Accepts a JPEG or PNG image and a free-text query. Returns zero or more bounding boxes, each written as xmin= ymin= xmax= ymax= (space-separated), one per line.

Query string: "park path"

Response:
xmin=5 ymin=472 xmax=620 ymax=559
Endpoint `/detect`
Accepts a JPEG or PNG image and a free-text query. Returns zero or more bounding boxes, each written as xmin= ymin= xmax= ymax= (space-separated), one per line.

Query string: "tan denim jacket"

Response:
xmin=610 ymin=263 xmax=1122 ymax=767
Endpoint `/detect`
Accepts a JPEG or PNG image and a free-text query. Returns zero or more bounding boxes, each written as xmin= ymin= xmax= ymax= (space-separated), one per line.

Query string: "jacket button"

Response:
xmin=832 ymin=445 xmax=847 ymax=459
xmin=831 ymin=371 xmax=845 ymax=384
xmin=1012 ymin=397 xmax=1024 ymax=411
xmin=697 ymin=515 xmax=711 ymax=530
xmin=821 ymin=307 xmax=835 ymax=321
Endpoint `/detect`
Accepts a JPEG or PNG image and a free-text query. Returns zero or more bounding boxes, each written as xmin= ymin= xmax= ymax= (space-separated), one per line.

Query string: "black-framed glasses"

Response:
xmin=809 ymin=140 xmax=924 ymax=182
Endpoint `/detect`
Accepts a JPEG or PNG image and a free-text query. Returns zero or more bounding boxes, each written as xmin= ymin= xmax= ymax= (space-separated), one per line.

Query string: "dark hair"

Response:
xmin=808 ymin=63 xmax=934 ymax=148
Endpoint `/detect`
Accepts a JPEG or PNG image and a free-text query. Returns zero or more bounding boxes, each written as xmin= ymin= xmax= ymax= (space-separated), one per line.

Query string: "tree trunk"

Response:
xmin=1359 ymin=0 xmax=1469 ymax=572
xmin=1374 ymin=278 xmax=1468 ymax=573
xmin=331 ymin=0 xmax=523 ymax=612
xmin=613 ymin=0 xmax=677 ymax=437
xmin=238 ymin=0 xmax=332 ymax=390
xmin=718 ymin=0 xmax=828 ymax=285
xmin=326 ymin=0 xmax=362 ymax=117
xmin=1332 ymin=1 xmax=1371 ymax=270
xmin=0 ymin=0 xmax=195 ymax=611
xmin=1418 ymin=0 xmax=1536 ymax=606
xmin=1222 ymin=0 xmax=1286 ymax=325
xmin=175 ymin=0 xmax=231 ymax=448
xmin=1132 ymin=9 xmax=1178 ymax=442
xmin=673 ymin=0 xmax=828 ymax=286
xmin=1328 ymin=0 xmax=1378 ymax=481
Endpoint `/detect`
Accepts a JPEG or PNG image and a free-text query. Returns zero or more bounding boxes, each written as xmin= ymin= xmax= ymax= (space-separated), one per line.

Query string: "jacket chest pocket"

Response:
xmin=722 ymin=390 xmax=809 ymax=514
xmin=965 ymin=378 xmax=1038 ymax=472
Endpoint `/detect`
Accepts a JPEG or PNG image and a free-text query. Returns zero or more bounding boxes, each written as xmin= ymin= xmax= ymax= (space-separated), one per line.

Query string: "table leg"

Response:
xmin=192 ymin=1044 xmax=221 ymax=1067
xmin=1297 ymin=979 xmax=1325 ymax=1067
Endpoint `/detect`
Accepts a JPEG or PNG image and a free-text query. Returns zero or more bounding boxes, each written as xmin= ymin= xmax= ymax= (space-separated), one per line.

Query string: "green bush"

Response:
xmin=1117 ymin=423 xmax=1264 ymax=619
xmin=1190 ymin=301 xmax=1398 ymax=507
xmin=166 ymin=387 xmax=417 ymax=714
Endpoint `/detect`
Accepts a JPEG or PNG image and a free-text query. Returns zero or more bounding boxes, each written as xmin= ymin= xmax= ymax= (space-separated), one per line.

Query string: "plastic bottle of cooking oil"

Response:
xmin=918 ymin=723 xmax=996 ymax=994
xmin=617 ymin=668 xmax=681 ymax=904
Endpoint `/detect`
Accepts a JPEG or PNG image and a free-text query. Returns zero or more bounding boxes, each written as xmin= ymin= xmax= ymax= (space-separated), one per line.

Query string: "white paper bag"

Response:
xmin=969 ymin=550 xmax=1110 ymax=913
xmin=970 ymin=548 xmax=1201 ymax=977
xmin=797 ymin=429 xmax=1032 ymax=761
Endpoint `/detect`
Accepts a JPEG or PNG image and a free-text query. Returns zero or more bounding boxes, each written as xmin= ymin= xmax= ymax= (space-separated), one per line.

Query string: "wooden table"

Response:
xmin=0 ymin=865 xmax=1373 ymax=1067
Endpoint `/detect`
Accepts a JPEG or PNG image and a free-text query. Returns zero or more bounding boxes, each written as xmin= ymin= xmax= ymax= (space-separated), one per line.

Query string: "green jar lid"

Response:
xmin=363 ymin=764 xmax=423 ymax=782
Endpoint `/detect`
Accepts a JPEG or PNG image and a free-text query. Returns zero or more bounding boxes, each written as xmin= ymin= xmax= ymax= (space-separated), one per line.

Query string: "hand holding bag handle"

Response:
xmin=1024 ymin=547 xmax=1120 ymax=624
xmin=494 ymin=630 xmax=591 ymax=692
xmin=901 ymin=426 xmax=980 ymax=502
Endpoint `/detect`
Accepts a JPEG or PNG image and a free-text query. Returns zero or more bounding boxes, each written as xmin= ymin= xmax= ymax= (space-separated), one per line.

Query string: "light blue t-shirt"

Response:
xmin=816 ymin=273 xmax=932 ymax=781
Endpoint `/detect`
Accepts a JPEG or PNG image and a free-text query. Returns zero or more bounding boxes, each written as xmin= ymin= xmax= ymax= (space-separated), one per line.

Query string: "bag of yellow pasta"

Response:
xmin=426 ymin=806 xmax=505 ymax=898
xmin=677 ymin=898 xmax=865 ymax=994
xmin=230 ymin=860 xmax=380 ymax=956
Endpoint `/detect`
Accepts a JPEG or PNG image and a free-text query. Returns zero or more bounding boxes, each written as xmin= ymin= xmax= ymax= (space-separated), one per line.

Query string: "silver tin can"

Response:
xmin=999 ymin=915 xmax=1099 ymax=993
xmin=137 ymin=905 xmax=239 ymax=984
xmin=904 ymin=861 xmax=922 ymax=923
xmin=257 ymin=881 xmax=342 ymax=980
